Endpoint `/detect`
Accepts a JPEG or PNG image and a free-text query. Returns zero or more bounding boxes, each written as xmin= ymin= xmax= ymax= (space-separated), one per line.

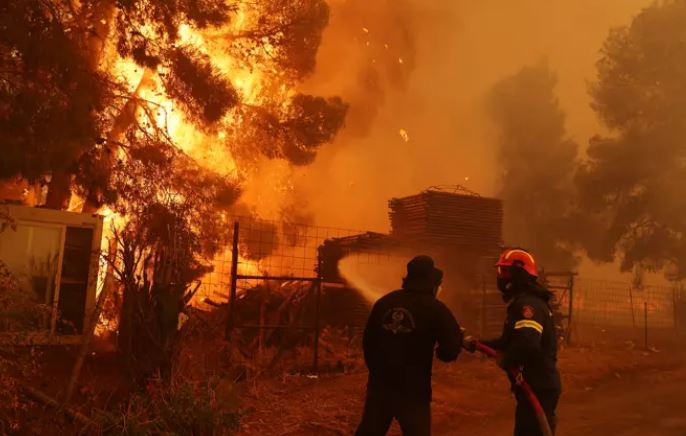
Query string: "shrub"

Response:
xmin=0 ymin=262 xmax=45 ymax=433
xmin=97 ymin=378 xmax=240 ymax=436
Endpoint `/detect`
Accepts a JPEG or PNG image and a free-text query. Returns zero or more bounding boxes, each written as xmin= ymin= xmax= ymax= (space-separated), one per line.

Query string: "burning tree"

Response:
xmin=577 ymin=0 xmax=686 ymax=276
xmin=0 ymin=1 xmax=113 ymax=209
xmin=105 ymin=135 xmax=238 ymax=380
xmin=0 ymin=0 xmax=347 ymax=210
xmin=0 ymin=0 xmax=347 ymax=383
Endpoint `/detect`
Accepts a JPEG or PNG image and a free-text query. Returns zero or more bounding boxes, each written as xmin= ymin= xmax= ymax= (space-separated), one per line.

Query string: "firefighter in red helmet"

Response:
xmin=466 ymin=248 xmax=561 ymax=435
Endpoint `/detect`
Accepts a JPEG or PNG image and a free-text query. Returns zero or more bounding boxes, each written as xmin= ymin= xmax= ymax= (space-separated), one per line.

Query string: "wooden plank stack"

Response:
xmin=388 ymin=188 xmax=503 ymax=255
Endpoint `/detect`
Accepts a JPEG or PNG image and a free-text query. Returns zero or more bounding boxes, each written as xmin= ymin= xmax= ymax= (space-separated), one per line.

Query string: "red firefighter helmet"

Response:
xmin=495 ymin=248 xmax=538 ymax=278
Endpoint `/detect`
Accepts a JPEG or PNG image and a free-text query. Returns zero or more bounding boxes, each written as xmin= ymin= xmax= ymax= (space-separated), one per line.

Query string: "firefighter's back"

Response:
xmin=364 ymin=288 xmax=460 ymax=400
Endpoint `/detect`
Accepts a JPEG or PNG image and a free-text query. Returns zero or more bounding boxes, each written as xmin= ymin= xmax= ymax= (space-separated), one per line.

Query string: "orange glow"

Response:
xmin=99 ymin=9 xmax=302 ymax=309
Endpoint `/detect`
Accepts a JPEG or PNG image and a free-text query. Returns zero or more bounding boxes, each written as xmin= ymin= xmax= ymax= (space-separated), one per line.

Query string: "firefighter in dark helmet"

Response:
xmin=355 ymin=255 xmax=463 ymax=436
xmin=465 ymin=248 xmax=561 ymax=435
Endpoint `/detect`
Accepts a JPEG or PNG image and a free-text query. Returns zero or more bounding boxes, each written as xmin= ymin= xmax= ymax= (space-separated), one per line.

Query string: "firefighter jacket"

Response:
xmin=362 ymin=287 xmax=463 ymax=402
xmin=484 ymin=284 xmax=561 ymax=391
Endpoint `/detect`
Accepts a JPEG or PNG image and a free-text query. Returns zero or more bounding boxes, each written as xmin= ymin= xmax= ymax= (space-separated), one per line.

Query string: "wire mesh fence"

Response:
xmin=675 ymin=285 xmax=686 ymax=332
xmin=191 ymin=215 xmax=686 ymax=357
xmin=470 ymin=274 xmax=684 ymax=349
xmin=572 ymin=278 xmax=682 ymax=348
xmin=190 ymin=216 xmax=413 ymax=370
xmin=196 ymin=217 xmax=363 ymax=306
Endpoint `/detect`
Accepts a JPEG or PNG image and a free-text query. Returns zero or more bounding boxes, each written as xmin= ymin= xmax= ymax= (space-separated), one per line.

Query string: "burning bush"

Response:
xmin=107 ymin=212 xmax=215 ymax=383
xmin=104 ymin=133 xmax=236 ymax=382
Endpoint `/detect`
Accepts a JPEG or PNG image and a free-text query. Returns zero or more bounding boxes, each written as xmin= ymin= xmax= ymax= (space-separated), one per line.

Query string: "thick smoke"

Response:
xmin=488 ymin=61 xmax=578 ymax=270
xmin=237 ymin=0 xmax=676 ymax=280
xmin=319 ymin=0 xmax=417 ymax=138
xmin=486 ymin=1 xmax=686 ymax=277
xmin=295 ymin=0 xmax=652 ymax=234
xmin=576 ymin=0 xmax=686 ymax=278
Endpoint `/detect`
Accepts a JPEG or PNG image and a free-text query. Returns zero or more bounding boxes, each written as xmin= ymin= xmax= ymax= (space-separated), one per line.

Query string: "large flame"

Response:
xmin=108 ymin=9 xmax=285 ymax=181
xmin=96 ymin=6 xmax=317 ymax=312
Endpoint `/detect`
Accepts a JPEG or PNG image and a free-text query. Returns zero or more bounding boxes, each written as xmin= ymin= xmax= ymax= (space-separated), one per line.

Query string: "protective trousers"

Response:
xmin=355 ymin=390 xmax=430 ymax=436
xmin=514 ymin=388 xmax=560 ymax=436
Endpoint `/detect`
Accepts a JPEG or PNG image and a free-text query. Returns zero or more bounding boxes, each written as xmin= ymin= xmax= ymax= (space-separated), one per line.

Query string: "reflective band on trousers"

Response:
xmin=514 ymin=319 xmax=543 ymax=334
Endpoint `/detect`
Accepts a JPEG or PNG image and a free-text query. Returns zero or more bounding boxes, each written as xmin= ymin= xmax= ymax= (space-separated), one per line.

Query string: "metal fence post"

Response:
xmin=312 ymin=252 xmax=323 ymax=372
xmin=480 ymin=277 xmax=486 ymax=338
xmin=644 ymin=301 xmax=648 ymax=350
xmin=225 ymin=221 xmax=239 ymax=340
xmin=629 ymin=286 xmax=636 ymax=329
xmin=673 ymin=287 xmax=679 ymax=332
xmin=567 ymin=274 xmax=574 ymax=345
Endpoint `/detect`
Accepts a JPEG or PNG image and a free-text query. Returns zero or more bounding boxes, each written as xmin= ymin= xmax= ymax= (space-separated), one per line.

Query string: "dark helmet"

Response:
xmin=406 ymin=255 xmax=435 ymax=280
xmin=403 ymin=255 xmax=442 ymax=292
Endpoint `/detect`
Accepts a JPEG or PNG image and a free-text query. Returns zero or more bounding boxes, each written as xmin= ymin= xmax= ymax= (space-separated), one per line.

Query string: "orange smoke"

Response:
xmin=295 ymin=0 xmax=652 ymax=233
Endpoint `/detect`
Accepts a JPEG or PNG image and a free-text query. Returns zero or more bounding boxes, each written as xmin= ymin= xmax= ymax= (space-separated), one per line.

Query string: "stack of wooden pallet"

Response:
xmin=388 ymin=189 xmax=503 ymax=253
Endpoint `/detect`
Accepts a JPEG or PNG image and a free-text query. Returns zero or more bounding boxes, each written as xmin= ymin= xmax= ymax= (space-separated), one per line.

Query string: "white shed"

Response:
xmin=0 ymin=205 xmax=103 ymax=344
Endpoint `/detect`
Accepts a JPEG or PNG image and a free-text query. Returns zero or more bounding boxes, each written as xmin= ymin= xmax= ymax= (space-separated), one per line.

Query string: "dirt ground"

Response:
xmin=238 ymin=346 xmax=686 ymax=436
xmin=7 ymin=340 xmax=685 ymax=435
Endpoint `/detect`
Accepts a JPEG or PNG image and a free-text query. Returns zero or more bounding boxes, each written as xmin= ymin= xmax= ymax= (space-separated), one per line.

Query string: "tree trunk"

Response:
xmin=117 ymin=281 xmax=135 ymax=359
xmin=82 ymin=69 xmax=154 ymax=213
xmin=79 ymin=1 xmax=116 ymax=70
xmin=45 ymin=169 xmax=72 ymax=210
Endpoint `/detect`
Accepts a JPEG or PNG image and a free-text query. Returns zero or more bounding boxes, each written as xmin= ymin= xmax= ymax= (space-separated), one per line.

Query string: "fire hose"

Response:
xmin=468 ymin=341 xmax=554 ymax=436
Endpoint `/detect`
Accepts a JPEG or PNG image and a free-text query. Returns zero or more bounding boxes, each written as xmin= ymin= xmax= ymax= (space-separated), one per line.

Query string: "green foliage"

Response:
xmin=108 ymin=162 xmax=228 ymax=381
xmin=102 ymin=129 xmax=240 ymax=381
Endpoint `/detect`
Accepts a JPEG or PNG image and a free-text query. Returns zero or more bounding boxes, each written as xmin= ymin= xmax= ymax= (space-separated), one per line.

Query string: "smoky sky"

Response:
xmin=295 ymin=0 xmax=651 ymax=233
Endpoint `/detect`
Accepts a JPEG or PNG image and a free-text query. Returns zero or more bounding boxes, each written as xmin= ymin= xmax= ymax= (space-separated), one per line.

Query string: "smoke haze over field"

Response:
xmin=295 ymin=0 xmax=651 ymax=232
